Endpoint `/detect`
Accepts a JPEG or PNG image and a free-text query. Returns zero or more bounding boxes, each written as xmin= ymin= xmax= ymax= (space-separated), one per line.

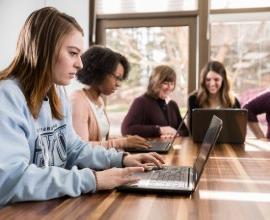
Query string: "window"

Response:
xmin=211 ymin=0 xmax=270 ymax=9
xmin=96 ymin=15 xmax=196 ymax=136
xmin=210 ymin=13 xmax=270 ymax=103
xmin=210 ymin=13 xmax=270 ymax=135
xmin=93 ymin=0 xmax=270 ymax=137
xmin=105 ymin=26 xmax=190 ymax=135
xmin=96 ymin=0 xmax=197 ymax=14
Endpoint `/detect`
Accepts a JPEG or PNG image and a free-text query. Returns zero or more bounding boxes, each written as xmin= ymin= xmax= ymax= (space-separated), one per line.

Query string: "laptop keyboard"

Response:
xmin=135 ymin=167 xmax=190 ymax=188
xmin=125 ymin=140 xmax=170 ymax=152
xmin=149 ymin=140 xmax=170 ymax=150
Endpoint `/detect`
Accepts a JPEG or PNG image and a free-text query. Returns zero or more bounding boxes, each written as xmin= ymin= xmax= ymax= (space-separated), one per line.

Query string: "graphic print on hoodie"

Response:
xmin=33 ymin=124 xmax=67 ymax=167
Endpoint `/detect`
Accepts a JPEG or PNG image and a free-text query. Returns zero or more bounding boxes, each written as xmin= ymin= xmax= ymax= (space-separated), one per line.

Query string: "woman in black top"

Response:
xmin=188 ymin=61 xmax=240 ymax=133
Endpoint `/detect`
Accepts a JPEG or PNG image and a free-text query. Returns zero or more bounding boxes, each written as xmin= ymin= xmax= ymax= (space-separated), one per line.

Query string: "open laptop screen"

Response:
xmin=169 ymin=110 xmax=189 ymax=145
xmin=193 ymin=115 xmax=223 ymax=187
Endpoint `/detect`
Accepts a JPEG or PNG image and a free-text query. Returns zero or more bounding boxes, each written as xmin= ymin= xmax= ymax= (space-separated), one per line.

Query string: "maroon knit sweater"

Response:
xmin=121 ymin=94 xmax=189 ymax=138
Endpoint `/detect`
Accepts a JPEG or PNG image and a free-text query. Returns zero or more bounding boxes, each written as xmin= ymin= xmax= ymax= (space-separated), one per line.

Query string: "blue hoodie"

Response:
xmin=0 ymin=79 xmax=123 ymax=205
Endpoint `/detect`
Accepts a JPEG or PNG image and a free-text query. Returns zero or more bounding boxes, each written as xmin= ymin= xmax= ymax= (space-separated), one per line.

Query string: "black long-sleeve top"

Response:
xmin=188 ymin=92 xmax=241 ymax=133
xmin=121 ymin=94 xmax=189 ymax=138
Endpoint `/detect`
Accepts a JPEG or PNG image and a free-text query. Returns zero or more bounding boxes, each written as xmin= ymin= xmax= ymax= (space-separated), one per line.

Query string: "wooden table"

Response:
xmin=1 ymin=137 xmax=270 ymax=220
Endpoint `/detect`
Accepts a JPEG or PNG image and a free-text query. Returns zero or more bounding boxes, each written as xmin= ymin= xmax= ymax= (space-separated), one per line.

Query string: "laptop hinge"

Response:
xmin=187 ymin=168 xmax=190 ymax=187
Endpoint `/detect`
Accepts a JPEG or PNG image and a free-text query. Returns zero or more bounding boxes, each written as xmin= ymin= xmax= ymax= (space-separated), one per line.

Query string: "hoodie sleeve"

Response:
xmin=0 ymin=82 xmax=123 ymax=205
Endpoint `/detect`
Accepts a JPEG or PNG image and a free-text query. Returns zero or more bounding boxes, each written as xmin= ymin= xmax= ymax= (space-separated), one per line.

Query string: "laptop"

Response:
xmin=118 ymin=115 xmax=222 ymax=194
xmin=192 ymin=108 xmax=247 ymax=144
xmin=125 ymin=111 xmax=188 ymax=154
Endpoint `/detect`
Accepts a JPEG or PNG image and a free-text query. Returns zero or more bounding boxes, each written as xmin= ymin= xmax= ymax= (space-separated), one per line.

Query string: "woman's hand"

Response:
xmin=95 ymin=167 xmax=144 ymax=190
xmin=95 ymin=153 xmax=165 ymax=190
xmin=123 ymin=152 xmax=165 ymax=169
xmin=160 ymin=134 xmax=178 ymax=140
xmin=159 ymin=126 xmax=177 ymax=135
xmin=124 ymin=135 xmax=150 ymax=149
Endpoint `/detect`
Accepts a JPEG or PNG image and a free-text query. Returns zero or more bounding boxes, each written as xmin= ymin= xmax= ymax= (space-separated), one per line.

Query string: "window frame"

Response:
xmin=95 ymin=11 xmax=197 ymax=93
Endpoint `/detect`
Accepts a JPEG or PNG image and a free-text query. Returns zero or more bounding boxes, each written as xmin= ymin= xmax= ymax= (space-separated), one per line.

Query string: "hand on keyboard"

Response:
xmin=145 ymin=164 xmax=164 ymax=171
xmin=124 ymin=135 xmax=151 ymax=149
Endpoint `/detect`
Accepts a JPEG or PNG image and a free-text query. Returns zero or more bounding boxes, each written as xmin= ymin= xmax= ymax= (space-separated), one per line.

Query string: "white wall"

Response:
xmin=45 ymin=0 xmax=89 ymax=50
xmin=0 ymin=0 xmax=89 ymax=71
xmin=0 ymin=0 xmax=44 ymax=69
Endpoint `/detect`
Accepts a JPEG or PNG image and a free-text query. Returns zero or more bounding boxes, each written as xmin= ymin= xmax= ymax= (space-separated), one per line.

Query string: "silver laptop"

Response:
xmin=192 ymin=108 xmax=247 ymax=144
xmin=118 ymin=115 xmax=222 ymax=194
xmin=125 ymin=111 xmax=188 ymax=154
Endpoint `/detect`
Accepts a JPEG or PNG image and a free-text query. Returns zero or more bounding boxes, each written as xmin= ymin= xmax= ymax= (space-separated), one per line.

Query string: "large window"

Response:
xmin=92 ymin=0 xmax=270 ymax=137
xmin=211 ymin=0 xmax=270 ymax=9
xmin=96 ymin=15 xmax=196 ymax=136
xmin=96 ymin=0 xmax=197 ymax=14
xmin=210 ymin=14 xmax=270 ymax=101
xmin=105 ymin=26 xmax=190 ymax=135
xmin=210 ymin=12 xmax=270 ymax=135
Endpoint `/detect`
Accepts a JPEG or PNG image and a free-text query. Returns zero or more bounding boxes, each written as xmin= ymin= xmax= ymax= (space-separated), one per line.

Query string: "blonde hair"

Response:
xmin=197 ymin=61 xmax=236 ymax=107
xmin=0 ymin=7 xmax=83 ymax=119
xmin=146 ymin=65 xmax=176 ymax=98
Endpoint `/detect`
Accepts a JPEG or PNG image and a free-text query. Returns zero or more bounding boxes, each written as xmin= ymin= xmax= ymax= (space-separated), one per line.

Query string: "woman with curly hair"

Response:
xmin=70 ymin=45 xmax=149 ymax=149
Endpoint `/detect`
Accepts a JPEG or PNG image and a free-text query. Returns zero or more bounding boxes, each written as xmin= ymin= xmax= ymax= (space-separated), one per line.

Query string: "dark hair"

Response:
xmin=197 ymin=60 xmax=236 ymax=107
xmin=77 ymin=45 xmax=130 ymax=85
xmin=0 ymin=7 xmax=83 ymax=119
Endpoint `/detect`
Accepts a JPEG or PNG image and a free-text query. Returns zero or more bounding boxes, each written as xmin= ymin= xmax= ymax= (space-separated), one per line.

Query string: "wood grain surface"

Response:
xmin=1 ymin=137 xmax=270 ymax=220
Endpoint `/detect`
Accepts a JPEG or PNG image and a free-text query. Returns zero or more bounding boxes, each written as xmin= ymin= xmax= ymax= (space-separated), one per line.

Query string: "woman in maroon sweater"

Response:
xmin=243 ymin=91 xmax=270 ymax=140
xmin=121 ymin=65 xmax=189 ymax=138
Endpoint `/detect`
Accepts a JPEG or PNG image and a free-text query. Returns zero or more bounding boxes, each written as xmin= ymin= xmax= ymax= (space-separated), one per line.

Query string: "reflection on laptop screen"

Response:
xmin=193 ymin=116 xmax=222 ymax=186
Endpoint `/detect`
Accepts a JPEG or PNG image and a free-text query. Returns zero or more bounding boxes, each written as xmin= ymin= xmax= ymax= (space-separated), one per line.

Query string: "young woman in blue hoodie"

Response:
xmin=0 ymin=7 xmax=164 ymax=205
